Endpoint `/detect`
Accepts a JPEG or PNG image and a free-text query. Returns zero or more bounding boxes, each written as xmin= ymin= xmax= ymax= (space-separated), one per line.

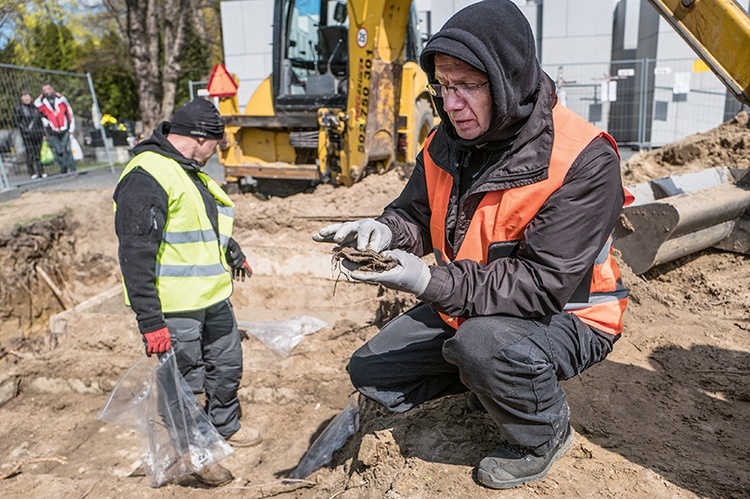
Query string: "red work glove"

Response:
xmin=233 ymin=259 xmax=253 ymax=281
xmin=143 ymin=327 xmax=171 ymax=357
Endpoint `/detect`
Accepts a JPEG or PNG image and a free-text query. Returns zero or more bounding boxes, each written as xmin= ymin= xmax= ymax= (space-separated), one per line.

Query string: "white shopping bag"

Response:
xmin=70 ymin=135 xmax=83 ymax=161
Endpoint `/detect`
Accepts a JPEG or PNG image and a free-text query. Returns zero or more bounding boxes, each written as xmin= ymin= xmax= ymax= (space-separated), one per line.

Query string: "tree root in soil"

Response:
xmin=331 ymin=247 xmax=397 ymax=273
xmin=330 ymin=247 xmax=397 ymax=300
xmin=0 ymin=214 xmax=77 ymax=338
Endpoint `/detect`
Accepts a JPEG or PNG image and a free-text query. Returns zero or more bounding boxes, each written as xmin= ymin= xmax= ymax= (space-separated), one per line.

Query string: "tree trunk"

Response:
xmin=159 ymin=0 xmax=188 ymax=123
xmin=123 ymin=0 xmax=188 ymax=135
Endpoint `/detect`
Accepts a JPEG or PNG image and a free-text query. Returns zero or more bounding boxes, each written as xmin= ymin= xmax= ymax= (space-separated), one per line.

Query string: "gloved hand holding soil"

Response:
xmin=332 ymin=246 xmax=398 ymax=273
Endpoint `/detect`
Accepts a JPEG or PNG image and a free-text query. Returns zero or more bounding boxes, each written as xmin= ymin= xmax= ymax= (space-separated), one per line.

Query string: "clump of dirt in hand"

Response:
xmin=332 ymin=246 xmax=397 ymax=273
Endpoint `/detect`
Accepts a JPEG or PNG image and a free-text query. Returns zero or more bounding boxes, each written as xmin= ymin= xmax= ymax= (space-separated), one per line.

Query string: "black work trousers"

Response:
xmin=348 ymin=303 xmax=615 ymax=456
xmin=164 ymin=299 xmax=243 ymax=439
xmin=21 ymin=133 xmax=44 ymax=176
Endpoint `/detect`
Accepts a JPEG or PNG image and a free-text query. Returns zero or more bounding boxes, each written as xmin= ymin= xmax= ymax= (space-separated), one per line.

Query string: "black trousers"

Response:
xmin=348 ymin=303 xmax=615 ymax=456
xmin=22 ymin=134 xmax=44 ymax=176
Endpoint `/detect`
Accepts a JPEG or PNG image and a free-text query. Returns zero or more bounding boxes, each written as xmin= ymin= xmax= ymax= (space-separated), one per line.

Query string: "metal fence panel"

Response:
xmin=543 ymin=57 xmax=746 ymax=150
xmin=0 ymin=63 xmax=113 ymax=189
xmin=190 ymin=57 xmax=748 ymax=157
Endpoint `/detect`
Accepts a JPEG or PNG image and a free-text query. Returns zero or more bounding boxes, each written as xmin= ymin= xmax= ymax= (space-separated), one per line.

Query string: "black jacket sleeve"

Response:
xmin=376 ymin=150 xmax=434 ymax=256
xmin=388 ymin=137 xmax=624 ymax=319
xmin=113 ymin=168 xmax=168 ymax=333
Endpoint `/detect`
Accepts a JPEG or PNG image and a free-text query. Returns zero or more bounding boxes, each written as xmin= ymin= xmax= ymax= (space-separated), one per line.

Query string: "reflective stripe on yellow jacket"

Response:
xmin=116 ymin=151 xmax=234 ymax=313
xmin=424 ymin=105 xmax=628 ymax=335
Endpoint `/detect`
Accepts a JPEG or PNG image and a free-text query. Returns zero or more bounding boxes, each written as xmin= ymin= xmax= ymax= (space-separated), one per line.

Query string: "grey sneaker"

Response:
xmin=193 ymin=463 xmax=234 ymax=487
xmin=477 ymin=424 xmax=574 ymax=489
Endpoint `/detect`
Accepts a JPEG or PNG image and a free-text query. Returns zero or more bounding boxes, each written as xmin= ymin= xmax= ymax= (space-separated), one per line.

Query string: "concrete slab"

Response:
xmin=0 ymin=187 xmax=20 ymax=203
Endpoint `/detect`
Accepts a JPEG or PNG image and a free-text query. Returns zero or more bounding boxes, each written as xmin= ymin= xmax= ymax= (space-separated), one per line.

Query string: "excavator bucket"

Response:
xmin=613 ymin=167 xmax=750 ymax=275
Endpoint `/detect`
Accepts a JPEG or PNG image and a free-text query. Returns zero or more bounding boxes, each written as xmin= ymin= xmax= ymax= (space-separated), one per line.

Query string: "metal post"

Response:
xmin=638 ymin=58 xmax=648 ymax=148
xmin=0 ymin=154 xmax=10 ymax=191
xmin=87 ymin=73 xmax=114 ymax=173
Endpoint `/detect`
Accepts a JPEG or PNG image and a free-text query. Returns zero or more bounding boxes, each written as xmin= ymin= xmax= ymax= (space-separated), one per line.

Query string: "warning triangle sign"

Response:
xmin=207 ymin=64 xmax=238 ymax=98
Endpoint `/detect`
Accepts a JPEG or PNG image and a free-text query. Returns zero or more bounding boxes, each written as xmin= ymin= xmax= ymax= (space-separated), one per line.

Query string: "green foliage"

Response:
xmin=26 ymin=20 xmax=78 ymax=71
xmin=175 ymin=21 xmax=212 ymax=109
xmin=78 ymin=30 xmax=140 ymax=122
xmin=2 ymin=1 xmax=227 ymax=126
xmin=0 ymin=39 xmax=19 ymax=65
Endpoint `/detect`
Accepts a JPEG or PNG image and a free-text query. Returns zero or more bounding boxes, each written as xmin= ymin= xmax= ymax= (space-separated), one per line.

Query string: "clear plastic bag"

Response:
xmin=237 ymin=316 xmax=328 ymax=357
xmin=98 ymin=351 xmax=234 ymax=487
xmin=288 ymin=396 xmax=359 ymax=480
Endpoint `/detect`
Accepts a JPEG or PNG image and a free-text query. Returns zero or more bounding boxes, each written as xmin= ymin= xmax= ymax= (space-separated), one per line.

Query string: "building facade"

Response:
xmin=220 ymin=0 xmax=749 ymax=148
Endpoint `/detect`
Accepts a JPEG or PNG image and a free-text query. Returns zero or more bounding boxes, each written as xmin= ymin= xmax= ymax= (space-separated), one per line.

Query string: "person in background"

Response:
xmin=313 ymin=0 xmax=631 ymax=490
xmin=13 ymin=91 xmax=46 ymax=179
xmin=113 ymin=98 xmax=259 ymax=488
xmin=35 ymin=83 xmax=76 ymax=174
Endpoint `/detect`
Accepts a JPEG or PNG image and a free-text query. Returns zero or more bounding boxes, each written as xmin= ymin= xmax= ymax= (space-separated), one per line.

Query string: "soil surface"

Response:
xmin=0 ymin=116 xmax=748 ymax=498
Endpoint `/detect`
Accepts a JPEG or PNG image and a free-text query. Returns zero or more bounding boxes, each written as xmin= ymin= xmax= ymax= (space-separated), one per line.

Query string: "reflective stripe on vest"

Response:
xmin=424 ymin=104 xmax=628 ymax=335
xmin=116 ymin=151 xmax=235 ymax=312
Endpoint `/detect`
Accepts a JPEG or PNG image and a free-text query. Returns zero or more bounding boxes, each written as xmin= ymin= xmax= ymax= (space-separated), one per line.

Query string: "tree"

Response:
xmin=100 ymin=0 xmax=225 ymax=133
xmin=78 ymin=29 xmax=140 ymax=122
xmin=102 ymin=0 xmax=188 ymax=134
xmin=27 ymin=20 xmax=78 ymax=71
xmin=175 ymin=20 xmax=210 ymax=108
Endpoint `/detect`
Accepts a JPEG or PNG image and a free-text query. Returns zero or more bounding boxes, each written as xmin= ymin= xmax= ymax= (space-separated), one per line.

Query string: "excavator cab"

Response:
xmin=217 ymin=0 xmax=434 ymax=189
xmin=275 ymin=1 xmax=350 ymax=111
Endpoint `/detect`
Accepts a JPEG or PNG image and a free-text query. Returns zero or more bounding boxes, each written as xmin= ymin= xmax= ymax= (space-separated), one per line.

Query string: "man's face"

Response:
xmin=21 ymin=94 xmax=31 ymax=105
xmin=42 ymin=85 xmax=54 ymax=96
xmin=194 ymin=137 xmax=221 ymax=165
xmin=434 ymin=54 xmax=492 ymax=140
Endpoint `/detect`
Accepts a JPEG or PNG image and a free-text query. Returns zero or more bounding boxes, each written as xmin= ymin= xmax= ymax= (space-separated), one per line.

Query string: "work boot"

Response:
xmin=192 ymin=463 xmax=234 ymax=487
xmin=477 ymin=424 xmax=574 ymax=489
xmin=227 ymin=425 xmax=262 ymax=448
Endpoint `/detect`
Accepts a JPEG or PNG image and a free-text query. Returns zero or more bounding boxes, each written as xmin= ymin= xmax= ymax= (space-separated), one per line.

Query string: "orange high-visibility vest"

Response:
xmin=424 ymin=104 xmax=629 ymax=335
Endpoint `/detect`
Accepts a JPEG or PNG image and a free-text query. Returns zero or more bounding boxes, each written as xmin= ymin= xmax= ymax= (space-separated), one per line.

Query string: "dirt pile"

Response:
xmin=0 ymin=114 xmax=748 ymax=498
xmin=622 ymin=110 xmax=750 ymax=184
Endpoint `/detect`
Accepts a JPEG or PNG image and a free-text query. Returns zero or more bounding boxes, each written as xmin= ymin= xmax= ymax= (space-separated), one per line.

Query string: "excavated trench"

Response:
xmin=0 ymin=211 xmax=414 ymax=408
xmin=0 ymin=214 xmax=79 ymax=350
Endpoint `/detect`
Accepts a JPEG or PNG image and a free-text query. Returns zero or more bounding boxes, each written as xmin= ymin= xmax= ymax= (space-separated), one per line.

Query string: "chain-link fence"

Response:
xmin=0 ymin=63 xmax=114 ymax=191
xmin=543 ymin=58 xmax=747 ymax=150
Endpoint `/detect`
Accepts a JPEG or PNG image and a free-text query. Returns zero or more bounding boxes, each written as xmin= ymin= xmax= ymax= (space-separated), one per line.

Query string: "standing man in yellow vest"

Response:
xmin=114 ymin=99 xmax=259 ymax=487
xmin=313 ymin=0 xmax=631 ymax=490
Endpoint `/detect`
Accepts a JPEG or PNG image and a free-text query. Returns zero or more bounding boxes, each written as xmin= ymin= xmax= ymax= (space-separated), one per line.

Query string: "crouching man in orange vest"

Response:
xmin=313 ymin=0 xmax=632 ymax=490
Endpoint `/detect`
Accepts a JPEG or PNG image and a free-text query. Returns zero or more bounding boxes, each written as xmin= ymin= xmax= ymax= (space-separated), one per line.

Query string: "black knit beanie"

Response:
xmin=169 ymin=98 xmax=225 ymax=140
xmin=419 ymin=0 xmax=541 ymax=149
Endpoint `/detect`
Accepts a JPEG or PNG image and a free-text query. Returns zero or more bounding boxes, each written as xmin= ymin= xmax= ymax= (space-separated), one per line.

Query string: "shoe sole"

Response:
xmin=192 ymin=472 xmax=234 ymax=487
xmin=476 ymin=430 xmax=575 ymax=490
xmin=228 ymin=435 xmax=263 ymax=448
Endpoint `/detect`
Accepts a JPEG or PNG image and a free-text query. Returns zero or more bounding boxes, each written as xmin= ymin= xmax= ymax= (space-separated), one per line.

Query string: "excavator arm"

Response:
xmin=648 ymin=0 xmax=750 ymax=106
xmin=613 ymin=1 xmax=750 ymax=274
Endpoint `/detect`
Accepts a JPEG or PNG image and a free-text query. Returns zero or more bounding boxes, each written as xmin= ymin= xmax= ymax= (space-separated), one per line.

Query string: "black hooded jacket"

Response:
xmin=377 ymin=0 xmax=625 ymax=323
xmin=113 ymin=123 xmax=245 ymax=333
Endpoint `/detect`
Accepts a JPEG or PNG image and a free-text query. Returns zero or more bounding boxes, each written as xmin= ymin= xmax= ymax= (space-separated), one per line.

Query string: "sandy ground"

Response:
xmin=0 ymin=114 xmax=748 ymax=498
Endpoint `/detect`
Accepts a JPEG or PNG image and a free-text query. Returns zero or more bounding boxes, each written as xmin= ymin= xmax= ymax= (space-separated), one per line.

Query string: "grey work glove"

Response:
xmin=312 ymin=218 xmax=392 ymax=252
xmin=349 ymin=249 xmax=431 ymax=296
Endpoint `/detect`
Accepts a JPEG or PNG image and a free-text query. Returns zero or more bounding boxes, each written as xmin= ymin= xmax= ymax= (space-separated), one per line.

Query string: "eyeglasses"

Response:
xmin=427 ymin=81 xmax=489 ymax=99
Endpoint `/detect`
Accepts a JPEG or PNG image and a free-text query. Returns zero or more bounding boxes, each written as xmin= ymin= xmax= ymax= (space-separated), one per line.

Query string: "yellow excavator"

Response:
xmin=211 ymin=0 xmax=435 ymax=190
xmin=613 ymin=0 xmax=750 ymax=274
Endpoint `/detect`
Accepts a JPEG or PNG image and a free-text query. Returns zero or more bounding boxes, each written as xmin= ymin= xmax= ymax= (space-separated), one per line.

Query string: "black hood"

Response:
xmin=132 ymin=122 xmax=202 ymax=173
xmin=420 ymin=0 xmax=543 ymax=150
